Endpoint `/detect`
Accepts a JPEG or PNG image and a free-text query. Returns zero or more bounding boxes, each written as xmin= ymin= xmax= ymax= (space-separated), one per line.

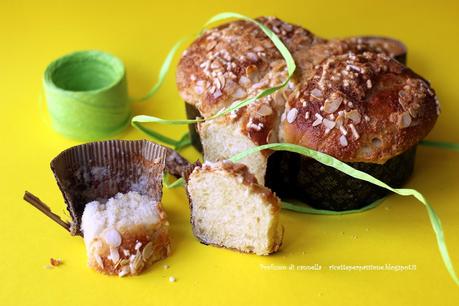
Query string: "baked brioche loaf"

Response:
xmin=177 ymin=16 xmax=439 ymax=183
xmin=81 ymin=191 xmax=170 ymax=276
xmin=186 ymin=161 xmax=283 ymax=255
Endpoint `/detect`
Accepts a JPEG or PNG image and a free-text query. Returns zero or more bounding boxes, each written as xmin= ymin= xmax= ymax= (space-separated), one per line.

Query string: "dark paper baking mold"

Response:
xmin=265 ymin=146 xmax=417 ymax=211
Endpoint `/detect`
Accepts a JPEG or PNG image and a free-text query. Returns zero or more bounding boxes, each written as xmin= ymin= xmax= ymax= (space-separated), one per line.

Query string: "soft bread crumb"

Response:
xmin=82 ymin=192 xmax=160 ymax=238
xmin=199 ymin=119 xmax=267 ymax=184
xmin=81 ymin=191 xmax=170 ymax=276
xmin=187 ymin=161 xmax=283 ymax=255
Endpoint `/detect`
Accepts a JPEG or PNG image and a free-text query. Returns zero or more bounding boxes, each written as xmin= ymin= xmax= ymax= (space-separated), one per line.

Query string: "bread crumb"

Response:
xmin=50 ymin=258 xmax=63 ymax=267
xmin=169 ymin=276 xmax=176 ymax=283
xmin=163 ymin=264 xmax=170 ymax=270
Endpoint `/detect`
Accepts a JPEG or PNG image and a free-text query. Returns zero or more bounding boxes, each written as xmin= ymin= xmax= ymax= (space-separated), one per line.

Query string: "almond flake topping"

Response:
xmin=287 ymin=108 xmax=299 ymax=123
xmin=322 ymin=118 xmax=336 ymax=130
xmin=339 ymin=135 xmax=348 ymax=147
xmin=399 ymin=112 xmax=412 ymax=128
xmin=323 ymin=94 xmax=343 ymax=113
xmin=345 ymin=110 xmax=361 ymax=124
xmin=310 ymin=88 xmax=323 ymax=99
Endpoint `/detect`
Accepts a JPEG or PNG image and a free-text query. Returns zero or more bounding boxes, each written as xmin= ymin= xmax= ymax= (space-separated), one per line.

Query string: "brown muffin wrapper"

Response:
xmin=50 ymin=140 xmax=167 ymax=235
xmin=265 ymin=146 xmax=417 ymax=211
xmin=165 ymin=147 xmax=192 ymax=178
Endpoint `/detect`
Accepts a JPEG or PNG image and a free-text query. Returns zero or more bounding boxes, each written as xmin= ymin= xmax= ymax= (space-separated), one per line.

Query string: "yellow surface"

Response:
xmin=1 ymin=0 xmax=458 ymax=305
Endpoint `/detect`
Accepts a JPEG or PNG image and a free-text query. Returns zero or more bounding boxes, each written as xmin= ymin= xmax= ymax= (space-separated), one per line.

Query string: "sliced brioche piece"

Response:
xmin=186 ymin=161 xmax=283 ymax=255
xmin=81 ymin=191 xmax=170 ymax=276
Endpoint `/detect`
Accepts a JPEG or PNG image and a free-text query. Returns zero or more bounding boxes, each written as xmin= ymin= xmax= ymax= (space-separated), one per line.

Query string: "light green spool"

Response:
xmin=43 ymin=50 xmax=131 ymax=140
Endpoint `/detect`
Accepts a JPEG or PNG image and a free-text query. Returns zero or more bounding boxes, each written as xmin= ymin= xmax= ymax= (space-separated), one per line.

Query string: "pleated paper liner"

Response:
xmin=50 ymin=140 xmax=167 ymax=235
xmin=265 ymin=146 xmax=416 ymax=211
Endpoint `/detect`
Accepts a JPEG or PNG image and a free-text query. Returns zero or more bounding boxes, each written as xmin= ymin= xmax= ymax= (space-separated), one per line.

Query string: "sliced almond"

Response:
xmin=109 ymin=247 xmax=120 ymax=264
xmin=130 ymin=252 xmax=144 ymax=274
xmin=323 ymin=94 xmax=343 ymax=113
xmin=239 ymin=76 xmax=251 ymax=88
xmin=232 ymin=87 xmax=247 ymax=99
xmin=399 ymin=112 xmax=412 ymax=128
xmin=245 ymin=65 xmax=259 ymax=82
xmin=310 ymin=88 xmax=323 ymax=99
xmin=339 ymin=135 xmax=348 ymax=147
xmin=206 ymin=40 xmax=217 ymax=51
xmin=345 ymin=109 xmax=361 ymax=124
xmin=95 ymin=254 xmax=104 ymax=269
xmin=256 ymin=104 xmax=273 ymax=117
xmin=286 ymin=108 xmax=298 ymax=123
xmin=142 ymin=242 xmax=154 ymax=262
xmin=322 ymin=118 xmax=336 ymax=130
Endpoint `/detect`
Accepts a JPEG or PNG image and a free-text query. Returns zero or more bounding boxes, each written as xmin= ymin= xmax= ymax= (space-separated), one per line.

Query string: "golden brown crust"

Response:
xmin=281 ymin=52 xmax=438 ymax=163
xmin=177 ymin=16 xmax=439 ymax=164
xmin=87 ymin=204 xmax=170 ymax=276
xmin=176 ymin=16 xmax=324 ymax=118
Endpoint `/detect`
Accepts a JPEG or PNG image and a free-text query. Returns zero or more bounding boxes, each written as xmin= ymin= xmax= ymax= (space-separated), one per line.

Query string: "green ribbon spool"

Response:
xmin=43 ymin=50 xmax=131 ymax=140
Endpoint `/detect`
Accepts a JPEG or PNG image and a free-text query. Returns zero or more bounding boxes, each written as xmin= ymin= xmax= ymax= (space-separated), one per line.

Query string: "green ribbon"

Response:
xmin=228 ymin=143 xmax=459 ymax=285
xmin=420 ymin=140 xmax=459 ymax=151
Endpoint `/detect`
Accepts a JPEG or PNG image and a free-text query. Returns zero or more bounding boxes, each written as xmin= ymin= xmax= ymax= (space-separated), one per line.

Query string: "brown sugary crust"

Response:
xmin=176 ymin=16 xmax=324 ymax=118
xmin=88 ymin=204 xmax=171 ymax=276
xmin=281 ymin=52 xmax=439 ymax=163
xmin=177 ymin=17 xmax=439 ymax=164
xmin=185 ymin=161 xmax=283 ymax=255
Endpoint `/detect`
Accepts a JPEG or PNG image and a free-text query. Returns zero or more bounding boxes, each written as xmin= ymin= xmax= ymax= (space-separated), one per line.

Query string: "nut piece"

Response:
xmin=95 ymin=254 xmax=104 ymax=269
xmin=323 ymin=94 xmax=343 ymax=113
xmin=109 ymin=247 xmax=120 ymax=264
xmin=322 ymin=118 xmax=336 ymax=130
xmin=256 ymin=104 xmax=273 ymax=117
xmin=345 ymin=110 xmax=361 ymax=124
xmin=399 ymin=112 xmax=412 ymax=128
xmin=130 ymin=252 xmax=144 ymax=274
xmin=339 ymin=135 xmax=348 ymax=147
xmin=286 ymin=108 xmax=298 ymax=123
xmin=142 ymin=242 xmax=154 ymax=262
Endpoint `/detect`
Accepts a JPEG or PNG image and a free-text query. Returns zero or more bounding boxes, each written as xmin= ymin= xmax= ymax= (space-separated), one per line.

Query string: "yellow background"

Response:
xmin=1 ymin=0 xmax=458 ymax=305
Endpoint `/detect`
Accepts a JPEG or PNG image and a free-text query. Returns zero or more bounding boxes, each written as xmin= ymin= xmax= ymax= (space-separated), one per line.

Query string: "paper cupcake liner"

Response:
xmin=50 ymin=140 xmax=167 ymax=235
xmin=266 ymin=146 xmax=417 ymax=211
